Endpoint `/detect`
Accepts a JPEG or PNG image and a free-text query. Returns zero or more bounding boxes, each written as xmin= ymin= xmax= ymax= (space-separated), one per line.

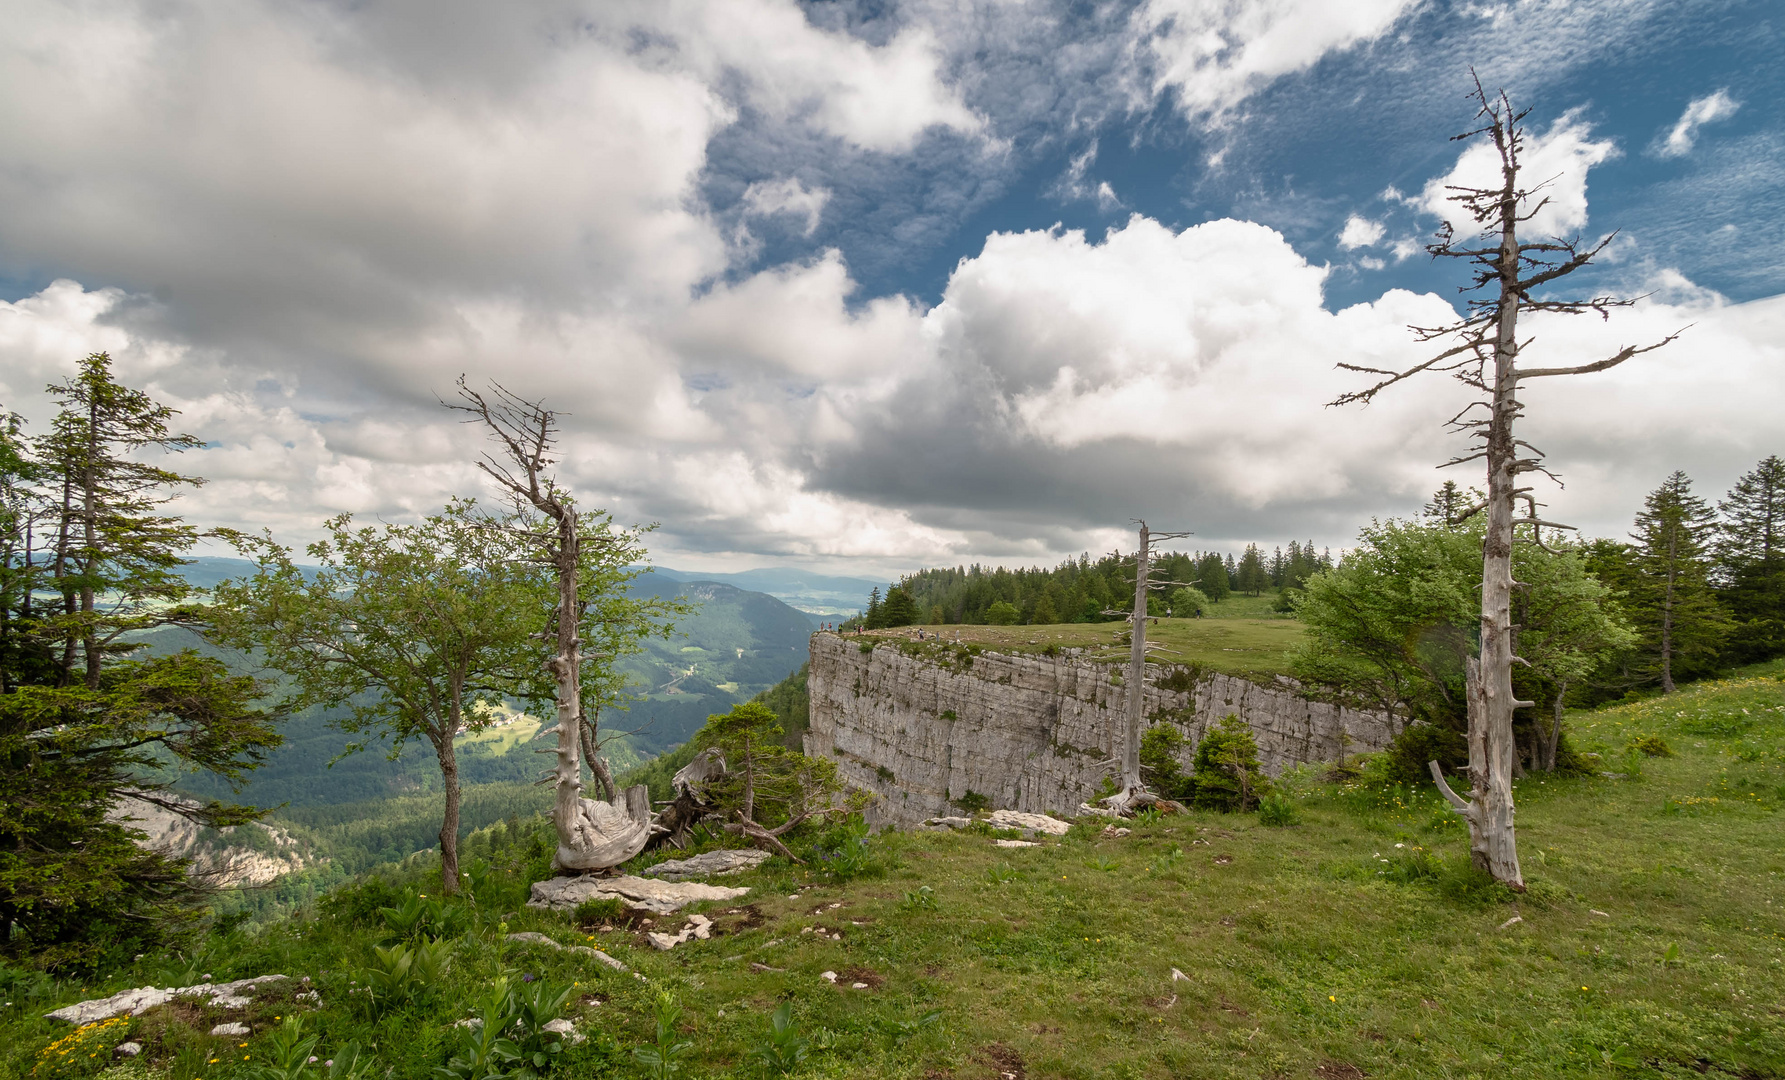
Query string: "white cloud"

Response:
xmin=1419 ymin=108 xmax=1618 ymax=238
xmin=1337 ymin=214 xmax=1386 ymax=250
xmin=1053 ymin=140 xmax=1124 ymax=210
xmin=1655 ymin=89 xmax=1741 ymax=158
xmin=1133 ymin=0 xmax=1416 ymax=121
xmin=742 ymin=178 xmax=831 ymax=237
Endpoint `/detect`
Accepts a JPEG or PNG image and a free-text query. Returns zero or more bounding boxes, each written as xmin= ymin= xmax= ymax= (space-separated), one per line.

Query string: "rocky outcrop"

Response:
xmin=805 ymin=634 xmax=1396 ymax=826
xmin=527 ymin=874 xmax=751 ymax=915
xmin=45 ymin=975 xmax=290 ymax=1025
xmin=110 ymin=796 xmax=312 ymax=888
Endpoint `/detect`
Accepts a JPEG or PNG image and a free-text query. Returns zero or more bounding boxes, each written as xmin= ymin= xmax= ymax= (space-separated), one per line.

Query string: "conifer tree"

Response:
xmin=1716 ymin=455 xmax=1785 ymax=663
xmin=1630 ymin=471 xmax=1730 ymax=692
xmin=1195 ymin=552 xmax=1230 ymax=602
xmin=1237 ymin=544 xmax=1268 ymax=595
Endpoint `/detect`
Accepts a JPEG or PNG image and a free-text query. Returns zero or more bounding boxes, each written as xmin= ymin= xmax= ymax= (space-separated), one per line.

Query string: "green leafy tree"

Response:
xmin=1194 ymin=553 xmax=1230 ymax=602
xmin=1629 ymin=472 xmax=1730 ymax=692
xmin=1168 ymin=586 xmax=1211 ymax=617
xmin=1716 ymin=455 xmax=1785 ymax=664
xmin=1187 ymin=715 xmax=1269 ymax=811
xmin=0 ymin=361 xmax=280 ymax=973
xmin=688 ymin=701 xmax=862 ymax=860
xmin=1030 ymin=591 xmax=1058 ymax=624
xmin=34 ymin=354 xmax=206 ymax=689
xmin=983 ymin=600 xmax=1020 ymax=625
xmin=880 ymin=586 xmax=918 ymax=628
xmin=210 ymin=501 xmax=547 ymax=896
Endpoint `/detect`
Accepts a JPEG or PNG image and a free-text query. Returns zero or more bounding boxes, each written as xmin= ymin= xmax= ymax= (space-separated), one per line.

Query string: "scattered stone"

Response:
xmin=114 ymin=1043 xmax=143 ymax=1057
xmin=988 ymin=810 xmax=1071 ymax=836
xmin=1499 ymin=916 xmax=1524 ymax=930
xmin=542 ymin=1018 xmax=586 ymax=1045
xmin=820 ymin=971 xmax=838 ymax=983
xmin=641 ymin=849 xmax=772 ymax=881
xmin=529 ymin=875 xmax=749 ymax=915
xmin=921 ymin=816 xmax=973 ymax=829
xmin=1170 ymin=968 xmax=1188 ymax=982
xmin=210 ymin=1023 xmax=251 ymax=1037
xmin=1101 ymin=826 xmax=1131 ymax=839
xmin=46 ymin=975 xmax=290 ymax=1025
xmin=453 ymin=1017 xmax=482 ymax=1030
xmin=506 ymin=932 xmax=628 ymax=972
xmin=992 ymin=839 xmax=1038 ymax=849
xmin=1078 ymin=803 xmax=1122 ymax=818
xmin=1590 ymin=910 xmax=1610 ymax=917
xmin=851 ymin=982 xmax=869 ymax=989
xmin=750 ymin=962 xmax=785 ymax=973
xmin=646 ymin=914 xmax=714 ymax=951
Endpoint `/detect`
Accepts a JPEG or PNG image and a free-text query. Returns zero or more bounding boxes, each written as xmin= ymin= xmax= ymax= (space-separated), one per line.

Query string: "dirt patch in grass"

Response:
xmin=1314 ymin=1063 xmax=1367 ymax=1080
xmin=973 ymin=1042 xmax=1025 ymax=1079
xmin=839 ymin=965 xmax=884 ymax=989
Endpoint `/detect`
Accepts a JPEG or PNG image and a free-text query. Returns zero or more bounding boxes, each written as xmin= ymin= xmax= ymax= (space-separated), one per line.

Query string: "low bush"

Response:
xmin=1188 ymin=714 xmax=1271 ymax=812
xmin=1628 ymin=733 xmax=1673 ymax=757
xmin=1257 ymin=793 xmax=1300 ymax=826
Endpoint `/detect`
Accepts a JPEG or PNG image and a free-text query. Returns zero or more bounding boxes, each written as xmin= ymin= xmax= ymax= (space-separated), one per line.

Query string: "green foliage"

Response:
xmin=803 ymin=815 xmax=877 ymax=882
xmin=1167 ymin=586 xmax=1211 ymax=618
xmin=1257 ymin=792 xmax=1300 ymax=826
xmin=1376 ymin=720 xmax=1469 ymax=788
xmin=951 ymin=790 xmax=990 ymax=814
xmin=571 ymin=897 xmax=627 ymax=924
xmin=1138 ymin=724 xmax=1193 ymax=800
xmin=243 ymin=1015 xmax=321 ymax=1080
xmin=632 ymin=993 xmax=694 ymax=1080
xmin=1628 ymin=471 xmax=1732 ymax=689
xmin=358 ymin=938 xmax=454 ymax=1011
xmin=983 ymin=600 xmax=1020 ymax=626
xmin=1188 ymin=714 xmax=1270 ymax=812
xmin=900 ymin=885 xmax=935 ymax=910
xmin=748 ymin=1001 xmax=809 ymax=1075
xmin=1627 ymin=733 xmax=1673 ymax=757
xmin=1716 ymin=455 xmax=1785 ymax=665
xmin=378 ymin=894 xmax=472 ymax=943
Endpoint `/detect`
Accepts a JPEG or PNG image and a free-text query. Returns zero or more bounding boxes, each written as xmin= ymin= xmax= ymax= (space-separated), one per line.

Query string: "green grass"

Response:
xmin=6 ymin=672 xmax=1783 ymax=1080
xmin=862 ymin=614 xmax=1307 ymax=680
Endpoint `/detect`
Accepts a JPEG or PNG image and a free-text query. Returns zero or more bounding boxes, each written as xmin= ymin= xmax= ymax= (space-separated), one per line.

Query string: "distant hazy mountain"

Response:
xmin=167 ymin=565 xmax=817 ymax=810
xmin=648 ymin=565 xmax=880 ymax=617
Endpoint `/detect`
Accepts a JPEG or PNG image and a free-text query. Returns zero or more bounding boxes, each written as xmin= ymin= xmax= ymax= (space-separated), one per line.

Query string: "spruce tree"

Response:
xmin=1716 ymin=455 xmax=1785 ymax=663
xmin=1630 ymin=471 xmax=1730 ymax=691
xmin=1194 ymin=552 xmax=1230 ymax=602
xmin=1237 ymin=544 xmax=1268 ymax=595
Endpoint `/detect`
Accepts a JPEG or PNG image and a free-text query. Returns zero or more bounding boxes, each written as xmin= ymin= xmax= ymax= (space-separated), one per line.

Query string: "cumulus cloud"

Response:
xmin=1337 ymin=214 xmax=1386 ymax=250
xmin=1419 ymin=108 xmax=1618 ymax=238
xmin=1133 ymin=0 xmax=1416 ymax=121
xmin=742 ymin=178 xmax=831 ymax=237
xmin=1655 ymin=89 xmax=1741 ymax=158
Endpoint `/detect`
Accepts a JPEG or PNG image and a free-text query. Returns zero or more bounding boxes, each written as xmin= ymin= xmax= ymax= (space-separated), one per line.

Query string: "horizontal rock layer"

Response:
xmin=805 ymin=634 xmax=1396 ymax=826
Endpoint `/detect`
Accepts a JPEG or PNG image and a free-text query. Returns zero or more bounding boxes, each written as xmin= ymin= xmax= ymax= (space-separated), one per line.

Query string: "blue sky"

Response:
xmin=0 ymin=0 xmax=1779 ymax=576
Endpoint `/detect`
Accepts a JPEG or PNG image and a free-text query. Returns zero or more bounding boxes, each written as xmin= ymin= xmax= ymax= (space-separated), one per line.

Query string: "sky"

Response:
xmin=1 ymin=0 xmax=1780 ymax=580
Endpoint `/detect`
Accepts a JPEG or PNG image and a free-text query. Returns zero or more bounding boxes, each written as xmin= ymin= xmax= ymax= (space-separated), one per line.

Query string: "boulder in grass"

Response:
xmin=528 ymin=874 xmax=749 ymax=915
xmin=641 ymin=849 xmax=771 ymax=881
xmin=987 ymin=810 xmax=1071 ymax=836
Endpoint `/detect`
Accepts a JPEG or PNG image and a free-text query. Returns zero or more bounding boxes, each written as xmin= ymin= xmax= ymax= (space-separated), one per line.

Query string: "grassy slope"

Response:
xmin=6 ymin=666 xmax=1781 ymax=1080
xmin=862 ymin=612 xmax=1304 ymax=681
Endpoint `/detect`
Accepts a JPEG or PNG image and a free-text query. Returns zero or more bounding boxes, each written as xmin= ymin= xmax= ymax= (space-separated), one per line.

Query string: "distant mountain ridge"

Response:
xmin=647 ymin=565 xmax=880 ymax=617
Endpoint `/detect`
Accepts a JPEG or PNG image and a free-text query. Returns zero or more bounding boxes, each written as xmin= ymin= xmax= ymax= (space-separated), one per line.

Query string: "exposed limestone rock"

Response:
xmin=110 ymin=795 xmax=311 ymax=888
xmin=987 ymin=810 xmax=1070 ymax=835
xmin=210 ymin=1023 xmax=250 ymax=1037
xmin=805 ymin=634 xmax=1395 ymax=825
xmin=646 ymin=914 xmax=713 ymax=951
xmin=528 ymin=874 xmax=749 ymax=915
xmin=641 ymin=849 xmax=770 ymax=881
xmin=505 ymin=932 xmax=628 ymax=971
xmin=543 ymin=1018 xmax=586 ymax=1045
xmin=46 ymin=975 xmax=289 ymax=1024
xmin=992 ymin=839 xmax=1038 ymax=848
xmin=115 ymin=1042 xmax=143 ymax=1057
xmin=920 ymin=816 xmax=973 ymax=829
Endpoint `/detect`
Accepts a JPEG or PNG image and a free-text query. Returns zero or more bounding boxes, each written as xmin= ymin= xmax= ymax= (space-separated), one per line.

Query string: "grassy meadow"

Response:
xmin=5 ymin=663 xmax=1781 ymax=1079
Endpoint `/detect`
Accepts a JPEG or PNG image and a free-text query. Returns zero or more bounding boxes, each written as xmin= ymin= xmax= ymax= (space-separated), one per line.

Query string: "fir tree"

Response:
xmin=1630 ymin=471 xmax=1730 ymax=691
xmin=1237 ymin=544 xmax=1268 ymax=596
xmin=1716 ymin=455 xmax=1785 ymax=663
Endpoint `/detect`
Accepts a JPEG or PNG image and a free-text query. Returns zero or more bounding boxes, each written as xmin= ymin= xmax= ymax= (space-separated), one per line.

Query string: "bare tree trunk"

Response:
xmin=437 ymin=736 xmax=461 ymax=897
xmin=1541 ymin=682 xmax=1566 ymax=772
xmin=581 ymin=715 xmax=616 ymax=803
xmin=1122 ymin=524 xmax=1150 ymax=797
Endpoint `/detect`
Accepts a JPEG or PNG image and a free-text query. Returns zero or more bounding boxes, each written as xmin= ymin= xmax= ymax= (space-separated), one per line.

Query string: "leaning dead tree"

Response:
xmin=1104 ymin=520 xmax=1193 ymax=812
xmin=450 ymin=379 xmax=655 ymax=872
xmin=1332 ymin=78 xmax=1679 ymax=888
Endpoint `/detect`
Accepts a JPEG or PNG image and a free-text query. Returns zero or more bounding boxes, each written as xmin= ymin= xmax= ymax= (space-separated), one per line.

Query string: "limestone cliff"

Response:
xmin=804 ymin=633 xmax=1396 ymax=825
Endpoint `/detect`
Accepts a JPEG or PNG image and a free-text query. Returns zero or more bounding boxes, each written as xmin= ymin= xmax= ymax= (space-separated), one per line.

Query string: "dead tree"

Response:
xmin=449 ymin=379 xmax=654 ymax=872
xmin=1332 ymin=77 xmax=1679 ymax=888
xmin=1106 ymin=520 xmax=1193 ymax=812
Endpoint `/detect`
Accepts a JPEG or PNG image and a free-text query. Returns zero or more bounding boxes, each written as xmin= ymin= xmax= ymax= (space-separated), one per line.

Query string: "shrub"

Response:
xmin=1257 ymin=793 xmax=1299 ymax=826
xmin=1376 ymin=719 xmax=1468 ymax=787
xmin=984 ymin=601 xmax=1020 ymax=626
xmin=32 ymin=1016 xmax=134 ymax=1080
xmin=1628 ymin=733 xmax=1673 ymax=757
xmin=952 ymin=790 xmax=990 ymax=814
xmin=1188 ymin=715 xmax=1271 ymax=812
xmin=805 ymin=815 xmax=877 ymax=882
xmin=1139 ymin=724 xmax=1195 ymax=801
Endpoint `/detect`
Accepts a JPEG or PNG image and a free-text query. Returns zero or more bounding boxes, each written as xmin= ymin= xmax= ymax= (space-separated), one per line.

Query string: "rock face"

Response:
xmin=805 ymin=634 xmax=1396 ymax=826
